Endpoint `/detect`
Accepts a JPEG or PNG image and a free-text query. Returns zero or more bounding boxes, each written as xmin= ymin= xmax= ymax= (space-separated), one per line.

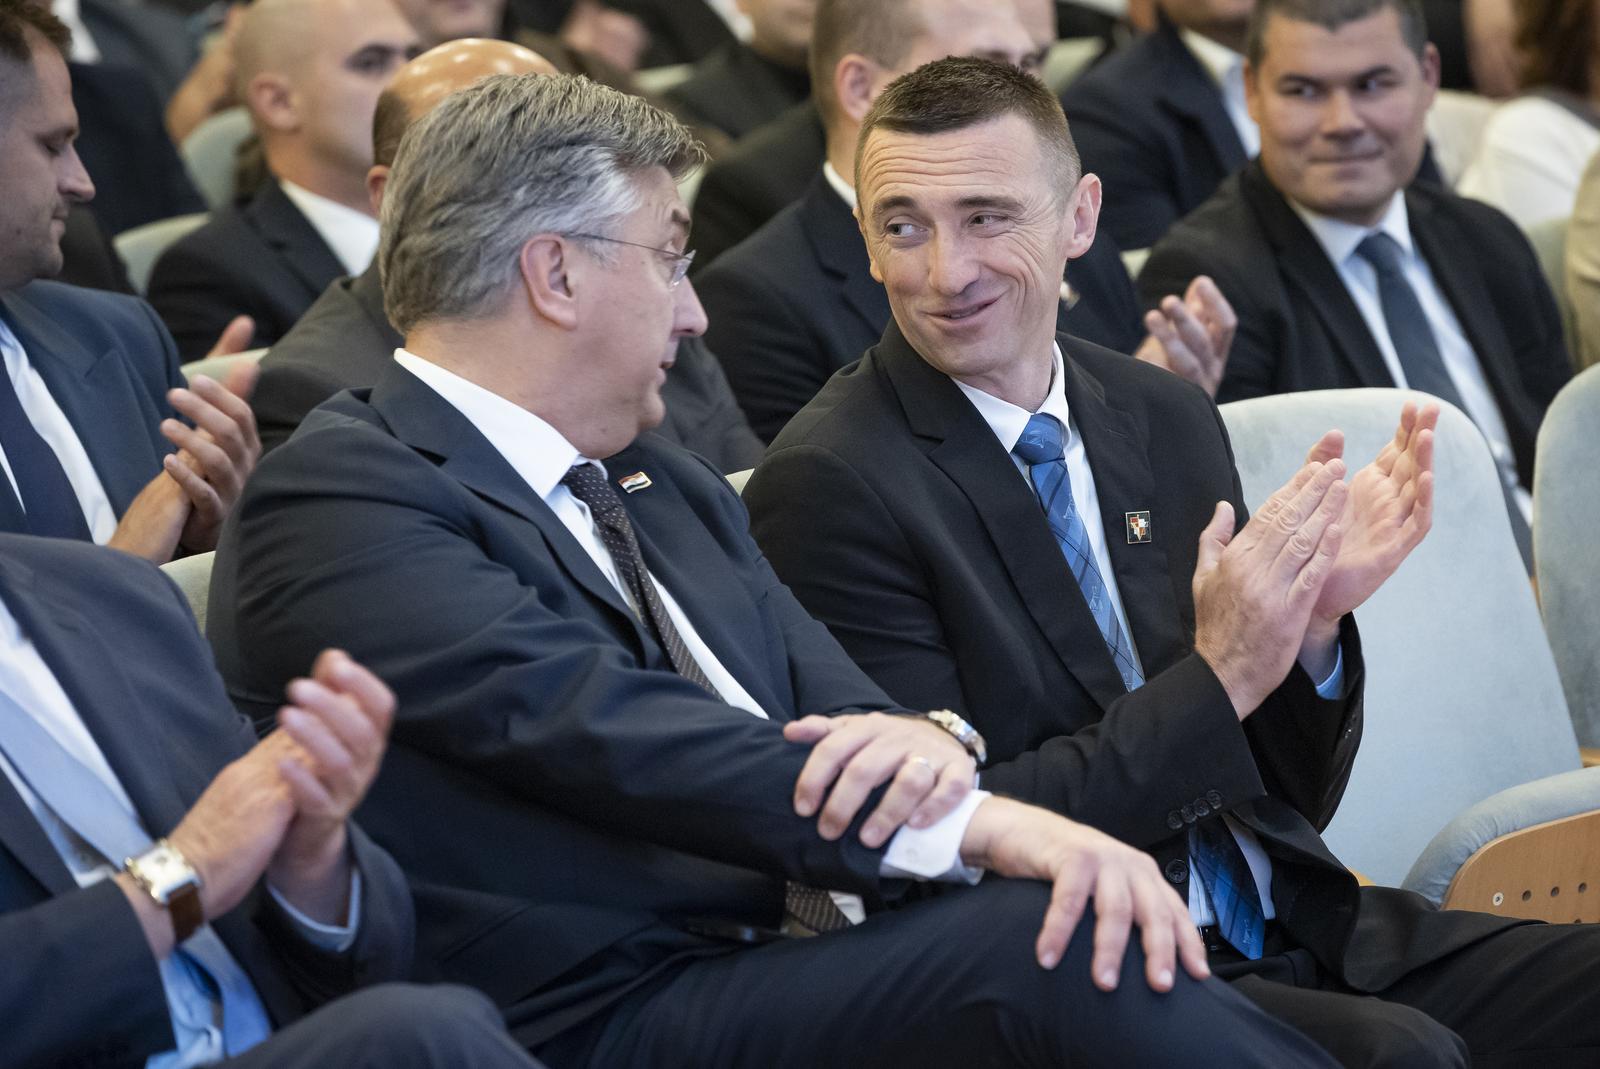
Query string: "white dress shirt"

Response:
xmin=1179 ymin=29 xmax=1260 ymax=158
xmin=278 ymin=180 xmax=381 ymax=278
xmin=952 ymin=344 xmax=1291 ymax=926
xmin=0 ymin=595 xmax=358 ymax=1068
xmin=1290 ymin=193 xmax=1530 ymax=517
xmin=51 ymin=0 xmax=101 ymax=63
xmin=0 ymin=315 xmax=119 ymax=543
xmin=392 ymin=351 xmax=986 ymax=917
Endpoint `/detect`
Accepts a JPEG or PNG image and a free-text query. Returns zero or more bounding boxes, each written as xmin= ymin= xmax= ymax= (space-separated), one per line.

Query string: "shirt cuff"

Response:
xmin=1313 ymin=642 xmax=1345 ymax=700
xmin=266 ymin=870 xmax=362 ymax=953
xmin=879 ymin=789 xmax=990 ymax=884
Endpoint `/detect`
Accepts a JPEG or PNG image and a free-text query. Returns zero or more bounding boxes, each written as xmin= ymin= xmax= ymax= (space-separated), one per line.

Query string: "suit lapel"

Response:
xmin=0 ymin=289 xmax=155 ymax=516
xmin=0 ymin=556 xmax=189 ymax=881
xmin=1243 ymin=163 xmax=1395 ymax=388
xmin=876 ymin=326 xmax=1129 ymax=711
xmin=606 ymin=446 xmax=790 ymax=717
xmin=1061 ymin=344 xmax=1188 ymax=674
xmin=1406 ymin=192 xmax=1520 ymax=408
xmin=1151 ymin=22 xmax=1247 ymax=174
xmin=804 ymin=177 xmax=890 ymax=352
xmin=366 ymin=364 xmax=648 ymax=648
xmin=250 ymin=181 xmax=349 ymax=298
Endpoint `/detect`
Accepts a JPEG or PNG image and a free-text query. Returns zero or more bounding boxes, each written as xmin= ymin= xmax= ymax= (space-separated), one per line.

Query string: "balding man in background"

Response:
xmin=249 ymin=36 xmax=762 ymax=470
xmin=146 ymin=0 xmax=421 ymax=359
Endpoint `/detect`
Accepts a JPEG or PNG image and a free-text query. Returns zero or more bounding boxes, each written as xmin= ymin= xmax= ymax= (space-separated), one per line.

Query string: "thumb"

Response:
xmin=1304 ymin=429 xmax=1344 ymax=467
xmin=205 ymin=314 xmax=256 ymax=358
xmin=1194 ymin=501 xmax=1235 ymax=575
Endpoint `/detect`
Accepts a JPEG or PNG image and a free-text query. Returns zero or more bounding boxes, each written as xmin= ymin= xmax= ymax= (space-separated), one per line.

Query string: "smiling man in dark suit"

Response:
xmin=147 ymin=0 xmax=422 ymax=359
xmin=1138 ymin=0 xmax=1567 ymax=566
xmin=207 ymin=70 xmax=1348 ymax=1069
xmin=0 ymin=0 xmax=259 ymax=564
xmin=747 ymin=53 xmax=1600 ymax=1067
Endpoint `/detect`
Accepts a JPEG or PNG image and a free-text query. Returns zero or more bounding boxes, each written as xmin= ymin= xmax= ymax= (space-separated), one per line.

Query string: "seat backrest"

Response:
xmin=160 ymin=551 xmax=215 ymax=632
xmin=113 ymin=213 xmax=209 ymax=295
xmin=1535 ymin=364 xmax=1600 ymax=746
xmin=726 ymin=468 xmax=753 ymax=495
xmin=1220 ymin=388 xmax=1578 ymax=885
xmin=180 ymin=348 xmax=268 ymax=386
xmin=180 ymin=107 xmax=252 ymax=212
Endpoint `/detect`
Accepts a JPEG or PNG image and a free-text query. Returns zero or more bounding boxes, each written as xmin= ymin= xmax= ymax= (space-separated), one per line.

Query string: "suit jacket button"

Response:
xmin=1165 ymin=859 xmax=1189 ymax=884
xmin=1167 ymin=810 xmax=1184 ymax=830
xmin=1206 ymin=790 xmax=1223 ymax=808
xmin=1194 ymin=800 xmax=1211 ymax=818
xmin=1181 ymin=804 xmax=1196 ymax=823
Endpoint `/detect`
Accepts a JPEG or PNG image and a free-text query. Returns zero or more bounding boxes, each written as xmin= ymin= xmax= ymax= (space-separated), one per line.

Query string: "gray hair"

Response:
xmin=379 ymin=72 xmax=704 ymax=334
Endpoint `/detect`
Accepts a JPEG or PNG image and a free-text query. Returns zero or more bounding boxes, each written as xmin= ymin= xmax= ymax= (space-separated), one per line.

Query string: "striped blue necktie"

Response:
xmin=1013 ymin=413 xmax=1264 ymax=958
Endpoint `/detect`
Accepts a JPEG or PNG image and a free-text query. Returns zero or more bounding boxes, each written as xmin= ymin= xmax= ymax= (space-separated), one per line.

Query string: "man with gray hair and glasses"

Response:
xmin=207 ymin=72 xmax=1339 ymax=1067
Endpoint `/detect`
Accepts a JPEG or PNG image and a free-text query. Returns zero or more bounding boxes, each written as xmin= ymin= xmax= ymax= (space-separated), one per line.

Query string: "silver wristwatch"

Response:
xmin=125 ymin=839 xmax=204 ymax=943
xmin=925 ymin=709 xmax=987 ymax=765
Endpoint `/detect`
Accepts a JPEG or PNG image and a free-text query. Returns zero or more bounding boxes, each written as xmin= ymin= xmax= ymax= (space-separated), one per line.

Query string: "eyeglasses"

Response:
xmin=568 ymin=233 xmax=696 ymax=288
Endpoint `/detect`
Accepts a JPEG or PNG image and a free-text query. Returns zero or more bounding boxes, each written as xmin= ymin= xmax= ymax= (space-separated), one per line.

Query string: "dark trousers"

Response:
xmin=536 ymin=879 xmax=1340 ymax=1068
xmin=1215 ymin=920 xmax=1600 ymax=1068
xmin=229 ymin=983 xmax=543 ymax=1069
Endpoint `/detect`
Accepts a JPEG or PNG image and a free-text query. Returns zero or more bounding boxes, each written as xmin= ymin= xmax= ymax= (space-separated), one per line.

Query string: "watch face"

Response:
xmin=132 ymin=844 xmax=199 ymax=902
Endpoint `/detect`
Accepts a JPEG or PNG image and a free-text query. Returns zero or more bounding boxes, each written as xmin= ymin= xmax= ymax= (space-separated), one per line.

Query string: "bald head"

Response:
xmin=372 ymin=37 xmax=557 ymax=168
xmin=233 ymin=0 xmax=318 ymax=94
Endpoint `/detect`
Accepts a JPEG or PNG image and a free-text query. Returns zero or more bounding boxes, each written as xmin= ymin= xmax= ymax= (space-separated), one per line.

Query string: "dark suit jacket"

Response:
xmin=252 ymin=264 xmax=762 ymax=471
xmin=0 ymin=534 xmax=412 ymax=1067
xmin=148 ymin=179 xmax=349 ymax=360
xmin=58 ymin=206 xmax=135 ymax=294
xmin=71 ymin=61 xmax=206 ymax=238
xmin=1138 ymin=160 xmax=1572 ymax=489
xmin=745 ymin=320 xmax=1523 ymax=990
xmin=80 ymin=0 xmax=197 ymax=104
xmin=0 ymin=281 xmax=183 ymax=534
xmin=1060 ymin=19 xmax=1247 ymax=251
xmin=689 ymin=101 xmax=825 ymax=272
xmin=698 ymin=172 xmax=1144 ymax=441
xmin=665 ymin=41 xmax=809 ymax=141
xmin=206 ymin=363 xmax=905 ymax=1045
xmin=613 ymin=0 xmax=736 ymax=67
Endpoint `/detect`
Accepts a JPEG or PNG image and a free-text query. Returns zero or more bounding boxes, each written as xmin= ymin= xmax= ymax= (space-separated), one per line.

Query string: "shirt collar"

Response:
xmin=951 ymin=343 xmax=1071 ymax=455
xmin=278 ymin=179 xmax=381 ymax=277
xmin=822 ymin=161 xmax=857 ymax=210
xmin=53 ymin=0 xmax=100 ymax=63
xmin=1178 ymin=28 xmax=1243 ymax=88
xmin=1289 ymin=190 xmax=1413 ymax=268
xmin=392 ymin=349 xmax=598 ymax=500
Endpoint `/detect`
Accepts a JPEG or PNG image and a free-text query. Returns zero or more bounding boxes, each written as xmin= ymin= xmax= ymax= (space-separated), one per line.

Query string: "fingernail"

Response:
xmin=1099 ymin=969 xmax=1118 ymax=989
xmin=1158 ymin=969 xmax=1173 ymax=988
xmin=1039 ymin=950 xmax=1059 ymax=969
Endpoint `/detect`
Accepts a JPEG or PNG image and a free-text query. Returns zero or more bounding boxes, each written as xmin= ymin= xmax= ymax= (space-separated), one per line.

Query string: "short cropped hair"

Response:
xmin=1515 ymin=0 xmax=1598 ymax=98
xmin=0 ymin=0 xmax=69 ymax=65
xmin=856 ymin=56 xmax=1080 ymax=200
xmin=379 ymin=73 xmax=702 ymax=334
xmin=808 ymin=0 xmax=922 ymax=126
xmin=1245 ymin=0 xmax=1428 ymax=67
xmin=370 ymin=88 xmax=407 ymax=169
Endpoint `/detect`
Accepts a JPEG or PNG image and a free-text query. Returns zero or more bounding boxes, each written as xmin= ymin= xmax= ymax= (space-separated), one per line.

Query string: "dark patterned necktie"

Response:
xmin=560 ymin=464 xmax=850 ymax=934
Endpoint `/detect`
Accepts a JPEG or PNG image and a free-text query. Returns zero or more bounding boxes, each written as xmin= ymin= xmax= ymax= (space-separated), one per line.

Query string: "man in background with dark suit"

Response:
xmin=664 ymin=0 xmax=813 ymax=141
xmin=699 ymin=0 xmax=1236 ymax=442
xmin=0 ymin=533 xmax=548 ymax=1067
xmin=1138 ymin=0 xmax=1568 ymax=566
xmin=749 ymin=52 xmax=1600 ymax=1066
xmin=1060 ymin=0 xmax=1255 ymax=251
xmin=251 ymin=36 xmax=762 ymax=470
xmin=0 ymin=0 xmax=259 ymax=564
xmin=147 ymin=0 xmax=422 ymax=359
xmin=209 ymin=70 xmax=1339 ymax=1069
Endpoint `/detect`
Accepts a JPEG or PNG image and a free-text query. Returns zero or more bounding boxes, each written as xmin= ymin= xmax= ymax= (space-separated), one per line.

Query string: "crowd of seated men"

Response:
xmin=2 ymin=0 xmax=1597 ymax=1064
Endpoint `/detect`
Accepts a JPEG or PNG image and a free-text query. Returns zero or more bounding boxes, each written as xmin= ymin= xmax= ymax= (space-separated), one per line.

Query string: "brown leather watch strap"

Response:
xmin=167 ymin=881 xmax=204 ymax=943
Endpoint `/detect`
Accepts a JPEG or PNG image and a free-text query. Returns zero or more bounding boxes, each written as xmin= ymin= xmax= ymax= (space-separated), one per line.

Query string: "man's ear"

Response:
xmin=1244 ymin=60 xmax=1261 ymax=125
xmin=835 ymin=53 xmax=879 ymax=124
xmin=245 ymin=72 xmax=298 ymax=134
xmin=1062 ymin=172 xmax=1102 ymax=261
xmin=366 ymin=164 xmax=390 ymax=216
xmin=520 ymin=234 xmax=580 ymax=329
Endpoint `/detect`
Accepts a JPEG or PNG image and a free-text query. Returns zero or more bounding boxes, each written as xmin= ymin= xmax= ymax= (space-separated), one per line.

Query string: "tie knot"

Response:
xmin=1013 ymin=413 xmax=1065 ymax=466
xmin=561 ymin=462 xmax=622 ymax=517
xmin=1355 ymin=231 xmax=1405 ymax=275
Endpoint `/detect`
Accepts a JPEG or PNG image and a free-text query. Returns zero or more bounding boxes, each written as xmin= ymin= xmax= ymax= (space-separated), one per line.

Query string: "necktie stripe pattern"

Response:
xmin=560 ymin=464 xmax=849 ymax=935
xmin=0 ymin=686 xmax=271 ymax=1052
xmin=1011 ymin=414 xmax=1265 ymax=958
xmin=1355 ymin=231 xmax=1532 ymax=567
